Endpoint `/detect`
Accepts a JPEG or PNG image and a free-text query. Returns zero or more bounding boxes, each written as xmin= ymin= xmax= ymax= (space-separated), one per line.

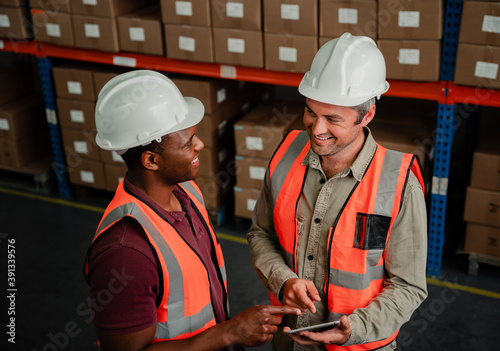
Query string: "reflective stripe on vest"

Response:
xmin=268 ymin=130 xmax=424 ymax=351
xmin=85 ymin=180 xmax=227 ymax=341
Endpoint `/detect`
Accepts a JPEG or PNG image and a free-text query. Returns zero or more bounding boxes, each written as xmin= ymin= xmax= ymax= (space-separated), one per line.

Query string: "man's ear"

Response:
xmin=361 ymin=104 xmax=376 ymax=127
xmin=141 ymin=151 xmax=159 ymax=171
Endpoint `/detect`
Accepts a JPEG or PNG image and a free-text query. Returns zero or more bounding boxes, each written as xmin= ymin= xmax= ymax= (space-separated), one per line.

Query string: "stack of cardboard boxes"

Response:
xmin=263 ymin=0 xmax=318 ymax=73
xmin=377 ymin=0 xmax=443 ymax=82
xmin=233 ymin=100 xmax=304 ymax=219
xmin=455 ymin=0 xmax=500 ymax=89
xmin=463 ymin=133 xmax=500 ymax=259
xmin=0 ymin=59 xmax=49 ymax=168
xmin=0 ymin=0 xmax=32 ymax=40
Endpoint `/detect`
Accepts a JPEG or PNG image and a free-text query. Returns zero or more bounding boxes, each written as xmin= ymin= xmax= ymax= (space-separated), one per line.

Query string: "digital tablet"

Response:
xmin=286 ymin=320 xmax=340 ymax=334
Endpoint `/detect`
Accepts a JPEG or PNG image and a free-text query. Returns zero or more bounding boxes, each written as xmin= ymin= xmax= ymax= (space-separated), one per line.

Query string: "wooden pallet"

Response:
xmin=466 ymin=253 xmax=500 ymax=276
xmin=0 ymin=155 xmax=55 ymax=195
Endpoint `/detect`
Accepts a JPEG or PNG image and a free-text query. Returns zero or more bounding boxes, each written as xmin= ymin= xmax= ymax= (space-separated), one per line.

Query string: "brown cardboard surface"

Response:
xmin=92 ymin=66 xmax=128 ymax=96
xmin=0 ymin=61 xmax=34 ymax=105
xmin=264 ymin=33 xmax=317 ymax=73
xmin=213 ymin=28 xmax=264 ymax=68
xmin=72 ymin=14 xmax=119 ymax=52
xmin=378 ymin=0 xmax=443 ymax=40
xmin=30 ymin=0 xmax=71 ymax=13
xmin=320 ymin=0 xmax=377 ymax=39
xmin=264 ymin=0 xmax=318 ymax=36
xmin=161 ymin=0 xmax=211 ymax=27
xmin=0 ymin=6 xmax=31 ymax=39
xmin=459 ymin=1 xmax=500 ymax=46
xmin=164 ymin=24 xmax=214 ymax=63
xmin=378 ymin=39 xmax=441 ymax=82
xmin=104 ymin=162 xmax=127 ymax=192
xmin=31 ymin=10 xmax=74 ymax=47
xmin=0 ymin=95 xmax=45 ymax=140
xmin=118 ymin=5 xmax=164 ymax=56
xmin=1 ymin=0 xmax=27 ymax=7
xmin=235 ymin=155 xmax=268 ymax=190
xmin=471 ymin=139 xmax=500 ymax=192
xmin=464 ymin=222 xmax=500 ymax=259
xmin=454 ymin=43 xmax=500 ymax=89
xmin=464 ymin=187 xmax=500 ymax=227
xmin=52 ymin=63 xmax=96 ymax=101
xmin=211 ymin=0 xmax=262 ymax=30
xmin=0 ymin=131 xmax=50 ymax=168
xmin=70 ymin=0 xmax=156 ymax=18
xmin=66 ymin=158 xmax=106 ymax=190
xmin=234 ymin=186 xmax=261 ymax=219
xmin=234 ymin=100 xmax=304 ymax=159
xmin=56 ymin=98 xmax=96 ymax=130
xmin=170 ymin=74 xmax=241 ymax=115
xmin=196 ymin=175 xmax=233 ymax=211
xmin=100 ymin=149 xmax=126 ymax=165
xmin=61 ymin=127 xmax=100 ymax=161
xmin=198 ymin=145 xmax=234 ymax=178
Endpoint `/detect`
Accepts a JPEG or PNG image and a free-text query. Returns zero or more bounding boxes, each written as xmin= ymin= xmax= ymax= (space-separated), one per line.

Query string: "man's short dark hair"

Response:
xmin=121 ymin=134 xmax=169 ymax=169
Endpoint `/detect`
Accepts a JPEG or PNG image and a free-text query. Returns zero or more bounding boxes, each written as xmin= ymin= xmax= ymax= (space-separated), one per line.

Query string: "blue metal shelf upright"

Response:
xmin=426 ymin=0 xmax=463 ymax=276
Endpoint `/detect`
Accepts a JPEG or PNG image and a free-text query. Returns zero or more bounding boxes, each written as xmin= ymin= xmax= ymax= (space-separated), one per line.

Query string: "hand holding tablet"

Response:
xmin=286 ymin=320 xmax=341 ymax=334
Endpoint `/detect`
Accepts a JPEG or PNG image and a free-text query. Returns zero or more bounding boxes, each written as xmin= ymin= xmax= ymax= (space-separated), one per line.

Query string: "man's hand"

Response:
xmin=282 ymin=278 xmax=321 ymax=313
xmin=228 ymin=305 xmax=302 ymax=347
xmin=283 ymin=315 xmax=352 ymax=346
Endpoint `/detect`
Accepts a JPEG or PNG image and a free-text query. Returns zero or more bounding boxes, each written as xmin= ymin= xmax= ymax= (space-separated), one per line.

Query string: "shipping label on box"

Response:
xmin=211 ymin=0 xmax=262 ymax=30
xmin=234 ymin=186 xmax=261 ymax=219
xmin=72 ymin=15 xmax=120 ymax=53
xmin=264 ymin=0 xmax=318 ymax=36
xmin=0 ymin=6 xmax=32 ymax=40
xmin=320 ymin=0 xmax=377 ymax=39
xmin=161 ymin=0 xmax=211 ymax=26
xmin=52 ymin=63 xmax=97 ymax=101
xmin=56 ymin=98 xmax=96 ymax=130
xmin=454 ymin=43 xmax=500 ymax=89
xmin=0 ymin=96 xmax=45 ymax=140
xmin=67 ymin=158 xmax=106 ymax=190
xmin=264 ymin=33 xmax=317 ymax=73
xmin=235 ymin=155 xmax=268 ymax=189
xmin=61 ymin=127 xmax=100 ymax=161
xmin=164 ymin=24 xmax=214 ymax=63
xmin=459 ymin=1 xmax=500 ymax=46
xmin=378 ymin=0 xmax=443 ymax=40
xmin=31 ymin=10 xmax=74 ymax=47
xmin=118 ymin=6 xmax=164 ymax=56
xmin=213 ymin=28 xmax=264 ymax=68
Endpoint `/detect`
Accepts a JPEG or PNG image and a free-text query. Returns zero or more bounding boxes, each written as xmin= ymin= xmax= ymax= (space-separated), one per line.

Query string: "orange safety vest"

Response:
xmin=268 ymin=130 xmax=425 ymax=351
xmin=84 ymin=179 xmax=228 ymax=342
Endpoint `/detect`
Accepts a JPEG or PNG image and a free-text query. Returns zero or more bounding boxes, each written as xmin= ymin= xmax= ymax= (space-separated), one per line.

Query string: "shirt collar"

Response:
xmin=302 ymin=127 xmax=377 ymax=181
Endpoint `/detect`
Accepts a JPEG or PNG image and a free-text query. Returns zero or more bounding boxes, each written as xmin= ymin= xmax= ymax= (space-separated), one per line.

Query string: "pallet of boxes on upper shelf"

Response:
xmin=233 ymin=99 xmax=304 ymax=220
xmin=454 ymin=0 xmax=500 ymax=90
xmin=461 ymin=130 xmax=500 ymax=274
xmin=0 ymin=0 xmax=32 ymax=41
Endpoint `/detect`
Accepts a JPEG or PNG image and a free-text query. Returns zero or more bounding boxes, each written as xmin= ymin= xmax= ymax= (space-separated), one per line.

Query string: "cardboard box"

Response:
xmin=378 ymin=0 xmax=443 ymax=40
xmin=61 ymin=127 xmax=100 ymax=161
xmin=170 ymin=74 xmax=241 ymax=115
xmin=454 ymin=43 xmax=500 ymax=89
xmin=118 ymin=5 xmax=164 ymax=56
xmin=0 ymin=132 xmax=50 ymax=168
xmin=471 ymin=140 xmax=500 ymax=192
xmin=72 ymin=14 xmax=119 ymax=52
xmin=0 ymin=0 xmax=27 ymax=7
xmin=56 ymin=98 xmax=96 ymax=130
xmin=93 ymin=66 xmax=128 ymax=96
xmin=66 ymin=158 xmax=106 ymax=190
xmin=164 ymin=24 xmax=214 ymax=63
xmin=70 ymin=0 xmax=156 ymax=18
xmin=459 ymin=1 xmax=500 ymax=46
xmin=196 ymin=175 xmax=232 ymax=211
xmin=52 ymin=63 xmax=96 ymax=101
xmin=320 ymin=0 xmax=377 ymax=39
xmin=378 ymin=39 xmax=441 ymax=82
xmin=235 ymin=155 xmax=268 ymax=190
xmin=31 ymin=9 xmax=74 ymax=47
xmin=104 ymin=162 xmax=127 ymax=192
xmin=198 ymin=145 xmax=233 ymax=178
xmin=234 ymin=100 xmax=304 ymax=159
xmin=464 ymin=187 xmax=500 ymax=227
xmin=264 ymin=0 xmax=318 ymax=36
xmin=0 ymin=95 xmax=45 ymax=140
xmin=211 ymin=0 xmax=262 ymax=30
xmin=464 ymin=222 xmax=500 ymax=259
xmin=0 ymin=61 xmax=34 ymax=105
xmin=264 ymin=33 xmax=317 ymax=73
xmin=213 ymin=28 xmax=264 ymax=68
xmin=234 ymin=186 xmax=261 ymax=219
xmin=161 ymin=0 xmax=211 ymax=27
xmin=100 ymin=149 xmax=126 ymax=166
xmin=0 ymin=6 xmax=31 ymax=39
xmin=30 ymin=0 xmax=70 ymax=13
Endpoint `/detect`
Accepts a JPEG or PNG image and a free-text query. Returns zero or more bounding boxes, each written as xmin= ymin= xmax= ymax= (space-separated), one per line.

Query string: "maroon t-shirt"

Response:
xmin=86 ymin=177 xmax=227 ymax=335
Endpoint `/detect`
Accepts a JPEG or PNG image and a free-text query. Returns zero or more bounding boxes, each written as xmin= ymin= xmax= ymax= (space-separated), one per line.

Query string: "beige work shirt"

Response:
xmin=247 ymin=128 xmax=428 ymax=351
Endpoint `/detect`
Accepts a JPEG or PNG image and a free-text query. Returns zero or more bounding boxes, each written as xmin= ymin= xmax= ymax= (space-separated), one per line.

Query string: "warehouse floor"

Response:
xmin=1 ymin=185 xmax=499 ymax=351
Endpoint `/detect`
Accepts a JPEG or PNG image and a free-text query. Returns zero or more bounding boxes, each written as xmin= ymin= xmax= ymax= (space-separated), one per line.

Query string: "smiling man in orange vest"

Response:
xmin=247 ymin=33 xmax=428 ymax=351
xmin=84 ymin=70 xmax=301 ymax=351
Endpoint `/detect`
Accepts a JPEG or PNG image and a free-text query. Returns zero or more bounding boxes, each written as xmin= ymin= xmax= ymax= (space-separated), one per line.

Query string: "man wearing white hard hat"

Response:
xmin=247 ymin=33 xmax=428 ymax=350
xmin=83 ymin=70 xmax=301 ymax=350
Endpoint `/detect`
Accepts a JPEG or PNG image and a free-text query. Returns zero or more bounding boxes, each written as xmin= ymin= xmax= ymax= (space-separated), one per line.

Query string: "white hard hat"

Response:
xmin=95 ymin=70 xmax=204 ymax=151
xmin=298 ymin=32 xmax=390 ymax=107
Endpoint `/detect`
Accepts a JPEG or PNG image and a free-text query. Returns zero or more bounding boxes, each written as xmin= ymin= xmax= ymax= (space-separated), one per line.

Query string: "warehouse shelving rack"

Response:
xmin=1 ymin=0 xmax=497 ymax=277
